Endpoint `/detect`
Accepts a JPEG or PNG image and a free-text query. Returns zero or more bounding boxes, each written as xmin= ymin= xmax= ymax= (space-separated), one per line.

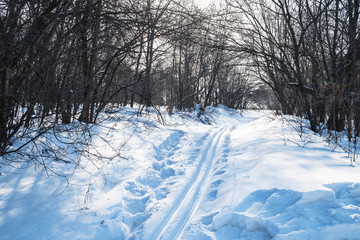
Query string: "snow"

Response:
xmin=0 ymin=105 xmax=360 ymax=239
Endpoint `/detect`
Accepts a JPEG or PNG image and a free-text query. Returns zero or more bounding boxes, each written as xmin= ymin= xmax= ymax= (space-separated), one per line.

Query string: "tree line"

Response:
xmin=226 ymin=0 xmax=360 ymax=142
xmin=0 ymin=0 xmax=359 ymax=158
xmin=0 ymin=0 xmax=262 ymax=156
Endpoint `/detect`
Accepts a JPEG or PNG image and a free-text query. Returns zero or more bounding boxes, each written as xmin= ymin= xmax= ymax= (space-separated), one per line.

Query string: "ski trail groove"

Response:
xmin=149 ymin=126 xmax=228 ymax=240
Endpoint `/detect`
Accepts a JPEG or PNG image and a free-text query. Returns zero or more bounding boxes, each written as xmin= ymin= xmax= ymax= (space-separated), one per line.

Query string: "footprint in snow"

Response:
xmin=153 ymin=130 xmax=185 ymax=162
xmin=201 ymin=212 xmax=219 ymax=225
xmin=125 ymin=182 xmax=147 ymax=197
xmin=214 ymin=170 xmax=226 ymax=176
xmin=152 ymin=162 xmax=165 ymax=171
xmin=208 ymin=190 xmax=218 ymax=200
xmin=137 ymin=171 xmax=162 ymax=189
xmin=155 ymin=187 xmax=170 ymax=200
xmin=124 ymin=196 xmax=150 ymax=214
xmin=211 ymin=179 xmax=224 ymax=187
xmin=160 ymin=167 xmax=175 ymax=179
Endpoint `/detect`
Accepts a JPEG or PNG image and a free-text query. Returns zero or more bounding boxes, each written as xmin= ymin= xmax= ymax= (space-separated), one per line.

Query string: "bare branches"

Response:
xmin=0 ymin=0 xmax=266 ymax=171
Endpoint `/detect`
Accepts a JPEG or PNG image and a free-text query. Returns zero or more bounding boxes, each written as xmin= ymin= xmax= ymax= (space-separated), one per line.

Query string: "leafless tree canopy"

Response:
xmin=0 ymin=0 xmax=359 ymax=159
xmin=226 ymin=0 xmax=359 ymax=138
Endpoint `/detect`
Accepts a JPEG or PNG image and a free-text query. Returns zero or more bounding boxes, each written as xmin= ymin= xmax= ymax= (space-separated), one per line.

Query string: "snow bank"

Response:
xmin=183 ymin=112 xmax=360 ymax=240
xmin=207 ymin=184 xmax=360 ymax=240
xmin=0 ymin=106 xmax=359 ymax=240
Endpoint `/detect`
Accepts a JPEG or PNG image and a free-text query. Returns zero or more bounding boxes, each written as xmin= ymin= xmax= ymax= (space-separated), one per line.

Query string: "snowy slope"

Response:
xmin=0 ymin=106 xmax=359 ymax=240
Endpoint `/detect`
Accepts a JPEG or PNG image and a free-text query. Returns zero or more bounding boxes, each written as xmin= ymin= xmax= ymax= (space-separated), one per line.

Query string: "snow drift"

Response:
xmin=0 ymin=105 xmax=359 ymax=239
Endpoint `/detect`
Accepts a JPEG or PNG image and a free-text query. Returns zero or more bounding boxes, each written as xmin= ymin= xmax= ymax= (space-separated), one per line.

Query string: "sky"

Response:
xmin=195 ymin=0 xmax=219 ymax=8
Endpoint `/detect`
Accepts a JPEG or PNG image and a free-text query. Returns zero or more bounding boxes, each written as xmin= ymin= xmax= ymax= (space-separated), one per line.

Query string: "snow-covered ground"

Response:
xmin=1 ymin=105 xmax=360 ymax=240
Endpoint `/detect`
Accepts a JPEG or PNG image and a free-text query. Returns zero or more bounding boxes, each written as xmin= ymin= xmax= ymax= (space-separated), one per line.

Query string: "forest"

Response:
xmin=0 ymin=0 xmax=359 ymax=158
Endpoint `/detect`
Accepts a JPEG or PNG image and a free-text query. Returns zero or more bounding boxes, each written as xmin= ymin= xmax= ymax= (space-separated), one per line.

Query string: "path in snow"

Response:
xmin=2 ymin=107 xmax=360 ymax=240
xmin=146 ymin=126 xmax=231 ymax=240
xmin=120 ymin=129 xmax=188 ymax=238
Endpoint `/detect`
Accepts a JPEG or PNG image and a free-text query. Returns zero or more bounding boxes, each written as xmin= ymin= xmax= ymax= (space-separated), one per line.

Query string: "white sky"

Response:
xmin=195 ymin=0 xmax=219 ymax=8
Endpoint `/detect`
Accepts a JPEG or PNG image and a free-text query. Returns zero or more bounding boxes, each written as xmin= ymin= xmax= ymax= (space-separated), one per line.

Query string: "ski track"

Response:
xmin=148 ymin=126 xmax=230 ymax=240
